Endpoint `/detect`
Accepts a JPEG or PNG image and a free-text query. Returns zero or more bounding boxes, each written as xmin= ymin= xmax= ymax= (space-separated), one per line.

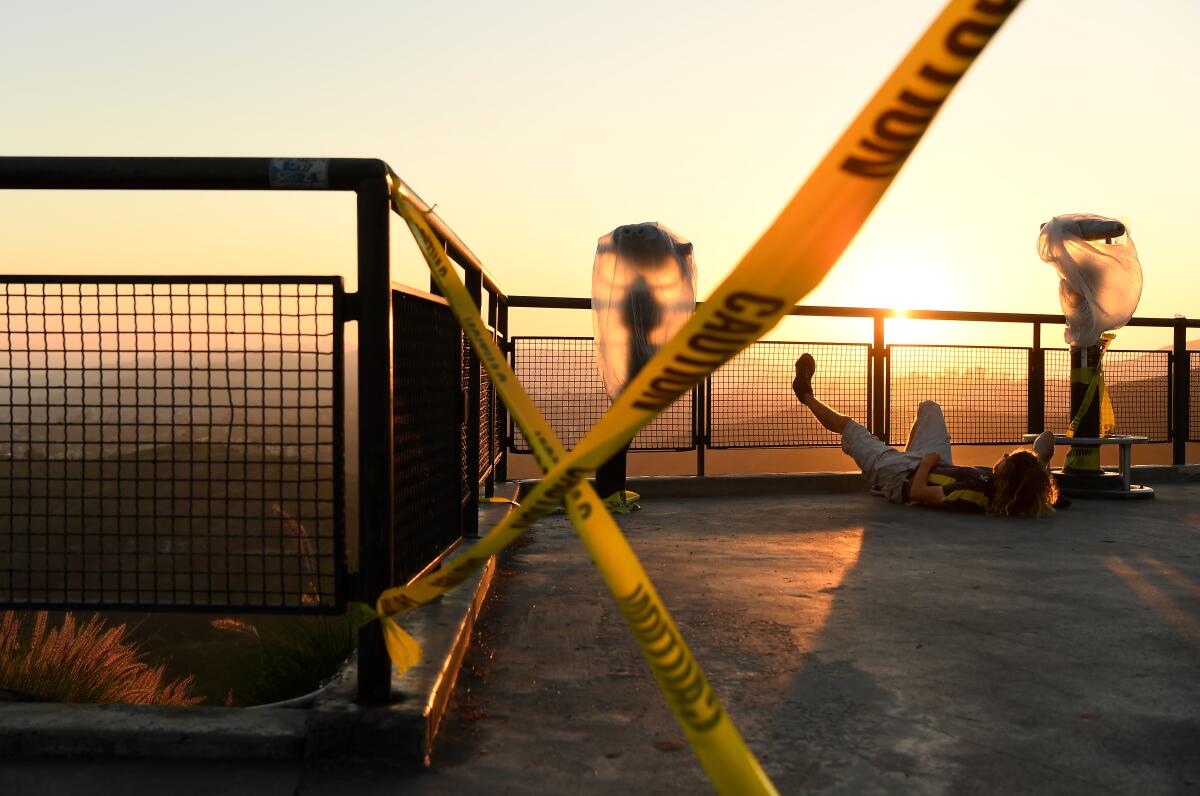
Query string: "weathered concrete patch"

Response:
xmin=5 ymin=484 xmax=1200 ymax=794
xmin=424 ymin=485 xmax=1200 ymax=794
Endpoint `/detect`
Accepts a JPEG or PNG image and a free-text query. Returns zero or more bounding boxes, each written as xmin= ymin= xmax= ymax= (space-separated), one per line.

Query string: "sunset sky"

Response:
xmin=2 ymin=0 xmax=1197 ymax=349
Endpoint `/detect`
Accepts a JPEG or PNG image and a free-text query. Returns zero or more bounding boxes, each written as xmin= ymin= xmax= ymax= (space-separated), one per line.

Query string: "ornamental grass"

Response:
xmin=0 ymin=611 xmax=201 ymax=705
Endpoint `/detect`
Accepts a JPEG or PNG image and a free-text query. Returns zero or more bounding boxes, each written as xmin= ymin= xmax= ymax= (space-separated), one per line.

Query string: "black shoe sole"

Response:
xmin=793 ymin=354 xmax=815 ymax=399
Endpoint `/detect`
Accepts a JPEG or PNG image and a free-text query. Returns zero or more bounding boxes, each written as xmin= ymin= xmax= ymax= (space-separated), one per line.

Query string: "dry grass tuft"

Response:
xmin=210 ymin=617 xmax=259 ymax=638
xmin=273 ymin=503 xmax=321 ymax=606
xmin=0 ymin=611 xmax=202 ymax=705
xmin=210 ymin=613 xmax=354 ymax=706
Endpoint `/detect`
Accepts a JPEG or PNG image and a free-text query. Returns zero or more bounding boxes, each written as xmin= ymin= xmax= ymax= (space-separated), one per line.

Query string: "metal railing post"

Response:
xmin=1028 ymin=323 xmax=1045 ymax=434
xmin=464 ymin=269 xmax=482 ymax=537
xmin=355 ymin=174 xmax=394 ymax=704
xmin=1173 ymin=317 xmax=1189 ymax=465
xmin=872 ymin=315 xmax=887 ymax=442
xmin=694 ymin=381 xmax=706 ymax=476
xmin=495 ymin=299 xmax=510 ymax=483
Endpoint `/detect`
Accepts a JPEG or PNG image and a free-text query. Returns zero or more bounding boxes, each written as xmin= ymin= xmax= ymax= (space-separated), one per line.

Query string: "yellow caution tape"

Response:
xmin=365 ymin=1 xmax=1022 ymax=792
xmin=480 ymin=496 xmax=520 ymax=505
xmin=1067 ymin=332 xmax=1116 ymax=438
xmin=378 ymin=0 xmax=1023 ymax=617
xmin=1100 ymin=376 xmax=1116 ymax=437
xmin=1067 ymin=368 xmax=1101 ymax=438
xmin=388 ymin=192 xmax=777 ymax=794
xmin=1098 ymin=333 xmax=1116 ymax=437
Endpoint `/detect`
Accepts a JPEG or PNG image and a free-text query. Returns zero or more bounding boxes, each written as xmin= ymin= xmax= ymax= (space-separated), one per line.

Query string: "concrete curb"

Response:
xmin=305 ymin=548 xmax=498 ymax=764
xmin=517 ymin=471 xmax=869 ymax=499
xmin=0 ymin=703 xmax=308 ymax=759
xmin=624 ymin=472 xmax=868 ymax=497
xmin=0 ymin=493 xmax=513 ymax=763
xmin=517 ymin=464 xmax=1200 ymax=499
xmin=1125 ymin=464 xmax=1200 ymax=483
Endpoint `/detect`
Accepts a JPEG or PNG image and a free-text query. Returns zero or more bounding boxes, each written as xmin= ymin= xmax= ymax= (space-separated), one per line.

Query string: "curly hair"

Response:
xmin=989 ymin=450 xmax=1058 ymax=518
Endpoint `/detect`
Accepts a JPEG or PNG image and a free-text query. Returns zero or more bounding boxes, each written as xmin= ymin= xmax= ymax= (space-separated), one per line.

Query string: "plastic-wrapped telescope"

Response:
xmin=1037 ymin=213 xmax=1151 ymax=496
xmin=592 ymin=222 xmax=697 ymax=399
xmin=1037 ymin=213 xmax=1142 ymax=348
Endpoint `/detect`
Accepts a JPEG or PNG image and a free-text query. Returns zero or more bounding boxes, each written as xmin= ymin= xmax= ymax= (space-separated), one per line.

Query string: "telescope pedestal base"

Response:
xmin=1023 ymin=434 xmax=1154 ymax=500
xmin=1052 ymin=469 xmax=1155 ymax=500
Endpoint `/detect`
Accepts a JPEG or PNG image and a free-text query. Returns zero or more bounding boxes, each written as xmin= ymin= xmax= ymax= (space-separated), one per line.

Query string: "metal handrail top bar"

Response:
xmin=384 ymin=171 xmax=505 ymax=301
xmin=506 ymin=295 xmax=1197 ymax=328
xmin=0 ymin=274 xmax=340 ymax=285
xmin=0 ymin=156 xmax=386 ymax=191
xmin=0 ymin=155 xmax=505 ymax=301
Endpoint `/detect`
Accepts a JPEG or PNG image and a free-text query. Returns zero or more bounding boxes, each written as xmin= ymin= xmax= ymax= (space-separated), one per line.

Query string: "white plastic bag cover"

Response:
xmin=592 ymin=222 xmax=697 ymax=399
xmin=1037 ymin=213 xmax=1142 ymax=348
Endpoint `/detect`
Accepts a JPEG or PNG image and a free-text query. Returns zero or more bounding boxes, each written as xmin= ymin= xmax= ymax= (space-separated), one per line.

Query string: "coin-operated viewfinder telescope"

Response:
xmin=1036 ymin=214 xmax=1152 ymax=498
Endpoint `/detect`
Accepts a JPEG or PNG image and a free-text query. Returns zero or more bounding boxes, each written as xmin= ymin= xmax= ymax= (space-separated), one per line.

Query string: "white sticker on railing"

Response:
xmin=269 ymin=158 xmax=329 ymax=188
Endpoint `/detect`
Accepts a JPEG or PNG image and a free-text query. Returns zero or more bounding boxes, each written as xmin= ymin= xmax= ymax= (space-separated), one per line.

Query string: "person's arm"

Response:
xmin=907 ymin=452 xmax=945 ymax=506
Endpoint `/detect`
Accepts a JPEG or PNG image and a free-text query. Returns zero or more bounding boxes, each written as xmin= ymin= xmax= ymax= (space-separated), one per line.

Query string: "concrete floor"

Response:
xmin=4 ymin=486 xmax=1199 ymax=794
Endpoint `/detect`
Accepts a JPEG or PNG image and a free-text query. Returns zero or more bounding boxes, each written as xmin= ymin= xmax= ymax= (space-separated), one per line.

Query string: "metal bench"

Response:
xmin=1023 ymin=433 xmax=1153 ymax=499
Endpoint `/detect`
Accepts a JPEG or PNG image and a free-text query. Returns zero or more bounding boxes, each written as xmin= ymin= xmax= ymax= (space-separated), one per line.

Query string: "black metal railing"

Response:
xmin=0 ymin=157 xmax=511 ymax=704
xmin=708 ymin=342 xmax=869 ymax=448
xmin=509 ymin=337 xmax=694 ymax=452
xmin=504 ymin=297 xmax=1200 ymax=472
xmin=391 ymin=288 xmax=464 ymax=585
xmin=887 ymin=345 xmax=1029 ymax=446
xmin=1192 ymin=351 xmax=1200 ymax=443
xmin=0 ymin=277 xmax=343 ymax=612
xmin=1050 ymin=349 xmax=1171 ymax=443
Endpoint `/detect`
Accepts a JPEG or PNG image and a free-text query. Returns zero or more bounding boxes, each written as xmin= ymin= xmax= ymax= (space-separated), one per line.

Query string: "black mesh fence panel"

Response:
xmin=1044 ymin=349 xmax=1071 ymax=436
xmin=506 ymin=335 xmax=1188 ymax=454
xmin=708 ymin=342 xmax=869 ymax=448
xmin=392 ymin=291 xmax=463 ymax=584
xmin=1044 ymin=348 xmax=1169 ymax=441
xmin=479 ymin=360 xmax=494 ymax=480
xmin=459 ymin=333 xmax=471 ymax=499
xmin=511 ymin=337 xmax=693 ymax=452
xmin=1190 ymin=351 xmax=1200 ymax=443
xmin=1103 ymin=350 xmax=1169 ymax=441
xmin=888 ymin=346 xmax=1028 ymax=445
xmin=0 ymin=279 xmax=342 ymax=611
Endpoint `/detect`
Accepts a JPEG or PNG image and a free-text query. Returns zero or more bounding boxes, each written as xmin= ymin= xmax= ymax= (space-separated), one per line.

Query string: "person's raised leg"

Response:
xmin=792 ymin=353 xmax=851 ymax=434
xmin=795 ymin=354 xmax=905 ymax=497
xmin=905 ymin=399 xmax=953 ymax=463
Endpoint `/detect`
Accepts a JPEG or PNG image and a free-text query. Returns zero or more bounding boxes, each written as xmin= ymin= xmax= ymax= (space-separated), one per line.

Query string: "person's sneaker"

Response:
xmin=792 ymin=354 xmax=816 ymax=401
xmin=1032 ymin=431 xmax=1055 ymax=464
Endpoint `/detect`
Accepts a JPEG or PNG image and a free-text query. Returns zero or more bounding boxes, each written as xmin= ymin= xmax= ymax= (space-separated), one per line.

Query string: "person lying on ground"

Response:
xmin=791 ymin=354 xmax=1061 ymax=517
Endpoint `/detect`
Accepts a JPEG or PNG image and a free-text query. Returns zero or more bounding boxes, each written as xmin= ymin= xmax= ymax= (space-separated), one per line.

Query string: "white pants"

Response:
xmin=840 ymin=400 xmax=953 ymax=503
